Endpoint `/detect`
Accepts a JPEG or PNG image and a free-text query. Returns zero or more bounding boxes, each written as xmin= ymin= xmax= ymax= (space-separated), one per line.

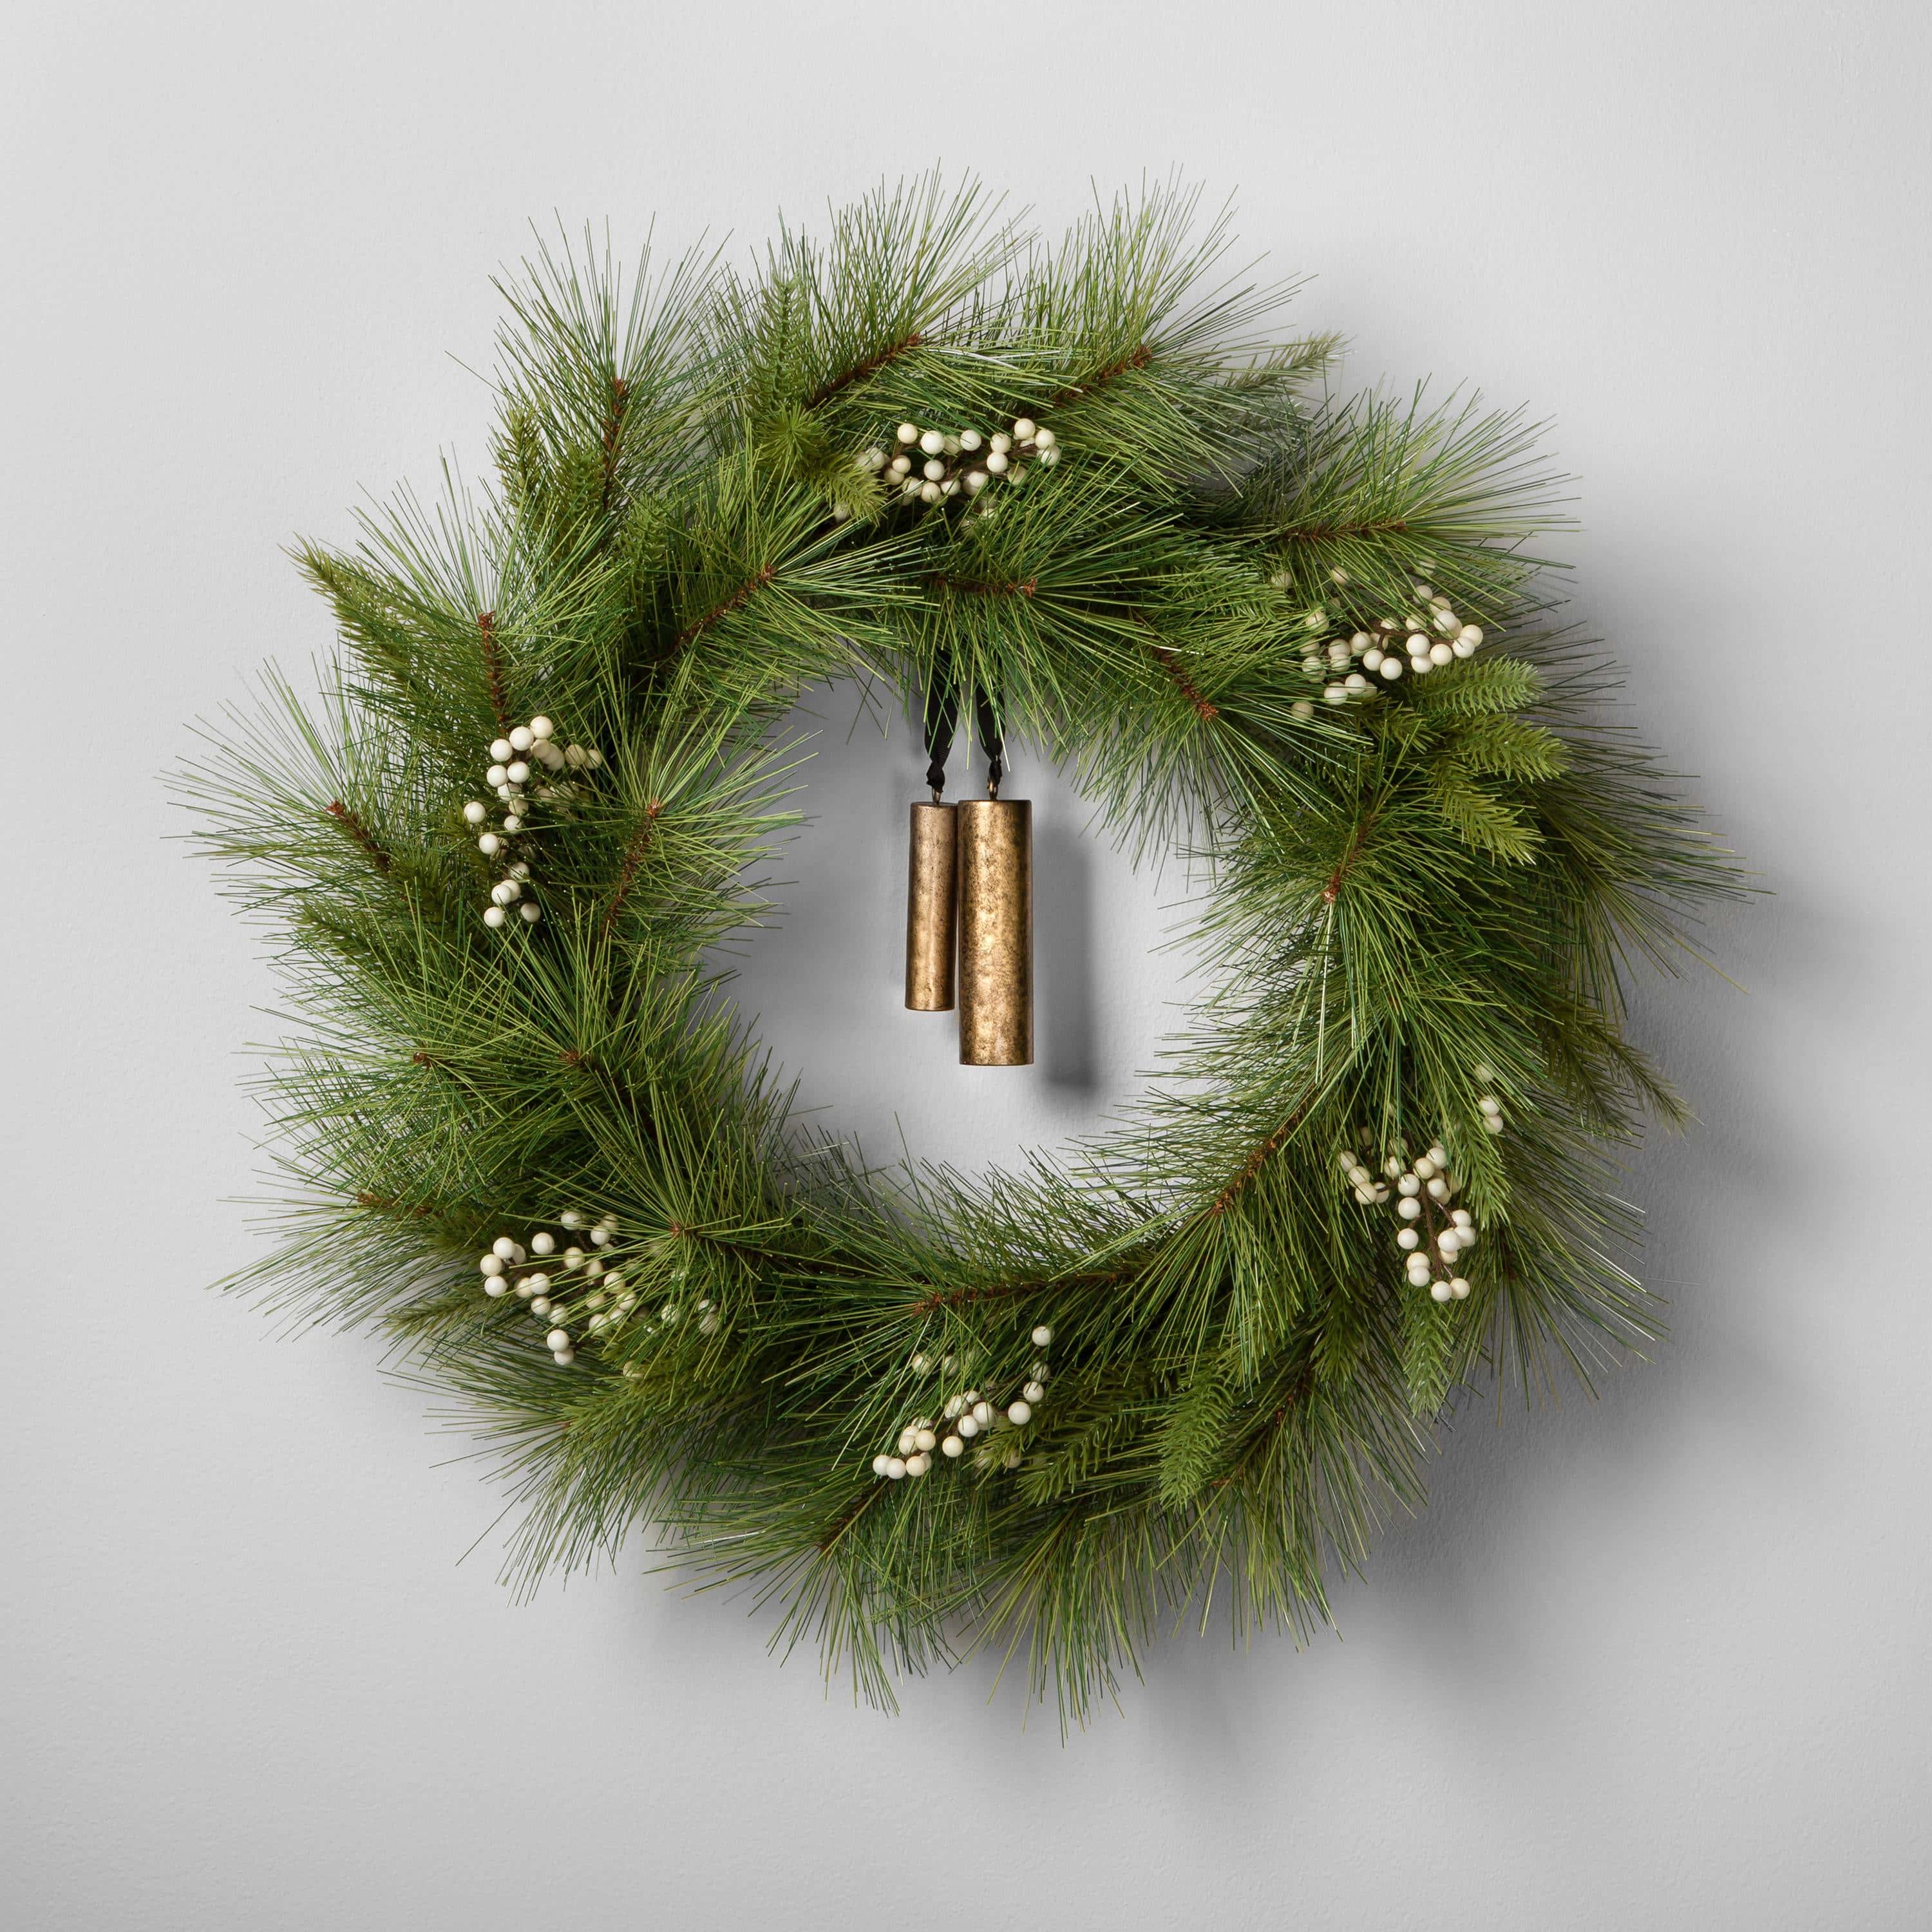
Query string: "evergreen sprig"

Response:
xmin=180 ymin=175 xmax=1742 ymax=1726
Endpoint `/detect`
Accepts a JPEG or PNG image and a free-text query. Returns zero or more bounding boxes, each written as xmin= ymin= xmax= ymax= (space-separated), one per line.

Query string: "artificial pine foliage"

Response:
xmin=180 ymin=176 xmax=1740 ymax=1723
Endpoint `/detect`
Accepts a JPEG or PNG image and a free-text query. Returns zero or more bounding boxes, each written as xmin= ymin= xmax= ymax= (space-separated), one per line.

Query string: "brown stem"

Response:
xmin=1046 ymin=342 xmax=1151 ymax=409
xmin=803 ymin=331 xmax=928 ymax=411
xmin=1213 ymin=1367 xmax=1315 ymax=1489
xmin=668 ymin=565 xmax=774 ymax=658
xmin=353 ymin=1191 xmax=433 ymax=1218
xmin=1205 ymin=1124 xmax=1292 ymax=1217
xmin=908 ymin=1266 xmax=1131 ymax=1320
xmin=1321 ymin=807 xmax=1378 ymax=905
xmin=1204 ymin=1086 xmax=1324 ymax=1218
xmin=325 ymin=800 xmax=390 ymax=873
xmin=600 ymin=799 xmax=664 ymax=938
xmin=599 ymin=375 xmax=629 ymax=504
xmin=815 ymin=1485 xmax=882 ymax=1554
xmin=1148 ymin=641 xmax=1218 ymax=720
xmin=933 ymin=573 xmax=1037 ymax=598
xmin=478 ymin=611 xmax=509 ymax=734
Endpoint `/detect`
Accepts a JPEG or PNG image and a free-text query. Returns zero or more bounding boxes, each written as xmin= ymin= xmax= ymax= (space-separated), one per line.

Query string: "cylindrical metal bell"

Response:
xmin=956 ymin=797 xmax=1032 ymax=1066
xmin=904 ymin=800 xmax=958 ymax=1011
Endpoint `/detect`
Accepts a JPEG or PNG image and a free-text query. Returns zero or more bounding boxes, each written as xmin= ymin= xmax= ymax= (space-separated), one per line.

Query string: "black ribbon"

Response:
xmin=922 ymin=669 xmax=1003 ymax=796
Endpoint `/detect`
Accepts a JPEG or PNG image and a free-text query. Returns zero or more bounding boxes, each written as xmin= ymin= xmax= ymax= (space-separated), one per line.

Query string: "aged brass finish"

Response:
xmin=956 ymin=797 xmax=1033 ymax=1066
xmin=904 ymin=800 xmax=960 ymax=1011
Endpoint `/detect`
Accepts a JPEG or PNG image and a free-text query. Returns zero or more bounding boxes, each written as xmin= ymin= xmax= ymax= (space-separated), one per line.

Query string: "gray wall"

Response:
xmin=6 ymin=3 xmax=1926 ymax=1925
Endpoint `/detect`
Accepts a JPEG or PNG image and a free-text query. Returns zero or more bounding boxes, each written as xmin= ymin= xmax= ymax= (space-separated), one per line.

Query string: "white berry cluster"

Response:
xmin=870 ymin=1323 xmax=1054 ymax=1481
xmin=849 ymin=416 xmax=1060 ymax=517
xmin=1285 ymin=579 xmax=1488 ymax=721
xmin=476 ymin=1208 xmax=720 ymax=1368
xmin=1340 ymin=1142 xmax=1479 ymax=1303
xmin=462 ymin=714 xmax=604 ymax=933
xmin=1339 ymin=1072 xmax=1508 ymax=1305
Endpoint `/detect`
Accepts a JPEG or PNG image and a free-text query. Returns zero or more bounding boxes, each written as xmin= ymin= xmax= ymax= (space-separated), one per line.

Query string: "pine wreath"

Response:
xmin=182 ymin=178 xmax=1740 ymax=1720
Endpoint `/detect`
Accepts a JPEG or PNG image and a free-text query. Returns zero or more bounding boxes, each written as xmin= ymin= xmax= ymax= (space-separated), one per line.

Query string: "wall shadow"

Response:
xmin=1032 ymin=813 xmax=1097 ymax=1095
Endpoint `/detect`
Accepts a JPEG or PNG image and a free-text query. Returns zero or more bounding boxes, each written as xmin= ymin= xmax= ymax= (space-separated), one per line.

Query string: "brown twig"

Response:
xmin=477 ymin=611 xmax=509 ymax=734
xmin=1046 ymin=342 xmax=1151 ymax=410
xmin=815 ymin=1485 xmax=882 ymax=1554
xmin=907 ymin=1266 xmax=1132 ymax=1320
xmin=325 ymin=800 xmax=390 ymax=873
xmin=1213 ymin=1367 xmax=1315 ymax=1488
xmin=1204 ymin=1122 xmax=1294 ymax=1218
xmin=933 ymin=574 xmax=1037 ymax=598
xmin=353 ymin=1191 xmax=433 ymax=1218
xmin=1203 ymin=1083 xmax=1326 ymax=1218
xmin=1148 ymin=642 xmax=1218 ymax=720
xmin=803 ymin=331 xmax=928 ymax=411
xmin=1321 ymin=808 xmax=1378 ymax=905
xmin=599 ymin=375 xmax=629 ymax=503
xmin=668 ymin=565 xmax=774 ymax=658
xmin=600 ymin=799 xmax=664 ymax=938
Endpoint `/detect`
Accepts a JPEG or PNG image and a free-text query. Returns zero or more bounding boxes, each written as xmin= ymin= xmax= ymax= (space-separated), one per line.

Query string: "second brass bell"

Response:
xmin=954 ymin=795 xmax=1032 ymax=1066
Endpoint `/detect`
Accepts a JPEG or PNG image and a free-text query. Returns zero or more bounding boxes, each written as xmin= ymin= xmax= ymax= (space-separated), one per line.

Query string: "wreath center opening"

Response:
xmin=717 ymin=679 xmax=1209 ymax=1179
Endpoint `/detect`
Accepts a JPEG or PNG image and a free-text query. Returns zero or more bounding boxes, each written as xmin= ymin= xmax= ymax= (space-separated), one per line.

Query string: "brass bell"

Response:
xmin=955 ymin=793 xmax=1032 ymax=1066
xmin=904 ymin=799 xmax=958 ymax=1012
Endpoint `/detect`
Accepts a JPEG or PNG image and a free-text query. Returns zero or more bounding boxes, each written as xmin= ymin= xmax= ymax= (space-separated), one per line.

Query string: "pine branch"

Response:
xmin=802 ymin=330 xmax=927 ymax=410
xmin=1155 ymin=1361 xmax=1236 ymax=1504
xmin=1045 ymin=341 xmax=1151 ymax=409
xmin=908 ymin=1267 xmax=1133 ymax=1318
xmin=325 ymin=800 xmax=390 ymax=873
xmin=668 ymin=565 xmax=775 ymax=657
xmin=933 ymin=573 xmax=1038 ymax=598
xmin=1273 ymin=516 xmax=1409 ymax=542
xmin=600 ymin=798 xmax=665 ymax=937
xmin=1213 ymin=1365 xmax=1314 ymax=1488
xmin=815 ymin=1483 xmax=884 ymax=1553
xmin=1147 ymin=640 xmax=1218 ymax=720
xmin=1204 ymin=1090 xmax=1320 ymax=1217
xmin=598 ymin=375 xmax=630 ymax=504
xmin=1426 ymin=764 xmax=1542 ymax=862
xmin=477 ymin=611 xmax=509 ymax=733
xmin=1321 ymin=808 xmax=1378 ymax=904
